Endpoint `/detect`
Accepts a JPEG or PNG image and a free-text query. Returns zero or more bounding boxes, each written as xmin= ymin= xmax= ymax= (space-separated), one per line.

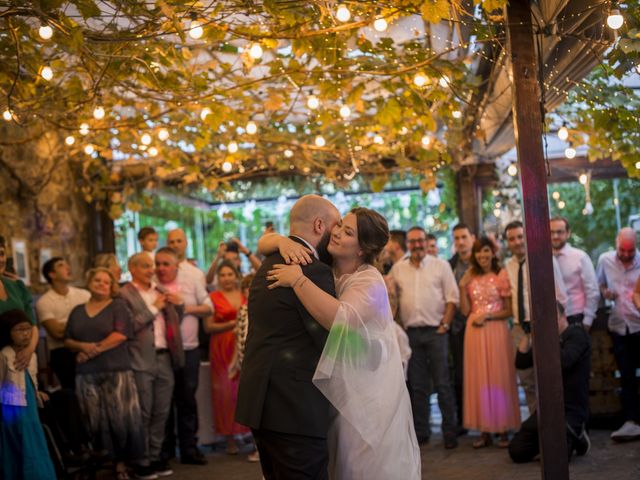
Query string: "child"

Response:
xmin=0 ymin=308 xmax=56 ymax=479
xmin=137 ymin=226 xmax=158 ymax=260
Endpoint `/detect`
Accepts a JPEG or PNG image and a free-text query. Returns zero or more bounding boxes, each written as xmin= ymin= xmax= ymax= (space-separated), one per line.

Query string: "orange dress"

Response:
xmin=463 ymin=270 xmax=521 ymax=433
xmin=209 ymin=290 xmax=249 ymax=436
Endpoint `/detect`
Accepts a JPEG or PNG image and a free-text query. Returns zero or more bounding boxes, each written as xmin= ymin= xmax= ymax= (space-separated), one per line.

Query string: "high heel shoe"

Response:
xmin=497 ymin=433 xmax=510 ymax=448
xmin=472 ymin=433 xmax=492 ymax=449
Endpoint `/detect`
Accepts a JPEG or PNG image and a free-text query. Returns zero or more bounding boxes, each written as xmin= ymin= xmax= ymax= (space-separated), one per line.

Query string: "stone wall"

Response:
xmin=0 ymin=124 xmax=92 ymax=293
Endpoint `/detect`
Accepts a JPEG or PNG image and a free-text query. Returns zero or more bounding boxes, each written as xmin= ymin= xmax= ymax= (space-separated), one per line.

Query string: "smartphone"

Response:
xmin=4 ymin=257 xmax=15 ymax=275
xmin=265 ymin=221 xmax=274 ymax=229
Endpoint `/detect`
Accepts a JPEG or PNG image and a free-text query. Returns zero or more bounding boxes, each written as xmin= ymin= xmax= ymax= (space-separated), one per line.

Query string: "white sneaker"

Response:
xmin=610 ymin=421 xmax=640 ymax=442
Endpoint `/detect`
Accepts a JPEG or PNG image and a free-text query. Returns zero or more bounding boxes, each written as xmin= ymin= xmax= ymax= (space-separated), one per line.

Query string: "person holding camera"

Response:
xmin=205 ymin=238 xmax=262 ymax=287
xmin=503 ymin=221 xmax=568 ymax=413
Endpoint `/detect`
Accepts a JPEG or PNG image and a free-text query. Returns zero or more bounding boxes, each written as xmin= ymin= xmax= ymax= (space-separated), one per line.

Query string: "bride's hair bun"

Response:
xmin=350 ymin=207 xmax=390 ymax=265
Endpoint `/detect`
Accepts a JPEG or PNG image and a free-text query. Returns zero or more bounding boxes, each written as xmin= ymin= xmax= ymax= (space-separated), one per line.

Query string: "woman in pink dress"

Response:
xmin=459 ymin=236 xmax=520 ymax=448
xmin=205 ymin=260 xmax=249 ymax=454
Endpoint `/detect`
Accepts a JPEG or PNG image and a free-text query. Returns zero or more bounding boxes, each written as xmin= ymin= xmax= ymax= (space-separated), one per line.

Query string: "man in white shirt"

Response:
xmin=596 ymin=227 xmax=640 ymax=442
xmin=155 ymin=247 xmax=213 ymax=465
xmin=389 ymin=226 xmax=460 ymax=449
xmin=504 ymin=221 xmax=568 ymax=413
xmin=167 ymin=228 xmax=207 ymax=288
xmin=550 ymin=217 xmax=599 ymax=330
xmin=36 ymin=257 xmax=91 ymax=389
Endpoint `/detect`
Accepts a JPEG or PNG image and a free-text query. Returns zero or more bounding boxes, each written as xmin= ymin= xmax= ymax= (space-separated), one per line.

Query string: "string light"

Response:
xmin=148 ymin=147 xmax=158 ymax=157
xmin=558 ymin=200 xmax=566 ymax=209
xmin=189 ymin=20 xmax=203 ymax=39
xmin=579 ymin=173 xmax=588 ymax=184
xmin=40 ymin=66 xmax=53 ymax=81
xmin=38 ymin=25 xmax=53 ymax=40
xmin=246 ymin=120 xmax=257 ymax=134
xmin=339 ymin=105 xmax=351 ymax=118
xmin=248 ymin=43 xmax=263 ymax=60
xmin=336 ymin=4 xmax=351 ymax=22
xmin=222 ymin=161 xmax=233 ymax=172
xmin=79 ymin=123 xmax=90 ymax=135
xmin=493 ymin=208 xmax=501 ymax=217
xmin=565 ymin=147 xmax=576 ymax=159
xmin=93 ymin=106 xmax=105 ymax=120
xmin=315 ymin=135 xmax=326 ymax=147
xmin=552 ymin=191 xmax=560 ymax=200
xmin=3 ymin=109 xmax=13 ymax=121
xmin=200 ymin=107 xmax=211 ymax=121
xmin=399 ymin=126 xmax=408 ymax=135
xmin=141 ymin=133 xmax=152 ymax=145
xmin=373 ymin=134 xmax=384 ymax=145
xmin=636 ymin=161 xmax=640 ymax=169
xmin=452 ymin=110 xmax=462 ymax=119
xmin=158 ymin=128 xmax=169 ymax=141
xmin=65 ymin=135 xmax=75 ymax=146
xmin=228 ymin=141 xmax=238 ymax=153
xmin=413 ymin=73 xmax=427 ymax=87
xmin=439 ymin=75 xmax=450 ymax=88
xmin=373 ymin=18 xmax=388 ymax=32
xmin=557 ymin=124 xmax=569 ymax=141
xmin=507 ymin=164 xmax=518 ymax=176
xmin=307 ymin=95 xmax=319 ymax=110
xmin=84 ymin=144 xmax=95 ymax=155
xmin=607 ymin=6 xmax=624 ymax=30
xmin=421 ymin=135 xmax=432 ymax=147
xmin=284 ymin=149 xmax=293 ymax=158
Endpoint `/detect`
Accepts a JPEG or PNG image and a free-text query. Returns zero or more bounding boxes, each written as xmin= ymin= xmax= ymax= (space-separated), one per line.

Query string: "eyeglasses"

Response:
xmin=12 ymin=325 xmax=32 ymax=334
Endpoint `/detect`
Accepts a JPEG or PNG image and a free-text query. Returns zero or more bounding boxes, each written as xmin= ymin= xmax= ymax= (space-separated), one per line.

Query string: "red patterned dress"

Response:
xmin=209 ymin=290 xmax=249 ymax=436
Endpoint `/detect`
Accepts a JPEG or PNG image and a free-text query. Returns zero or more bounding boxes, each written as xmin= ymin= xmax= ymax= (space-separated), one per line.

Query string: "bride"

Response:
xmin=262 ymin=207 xmax=421 ymax=480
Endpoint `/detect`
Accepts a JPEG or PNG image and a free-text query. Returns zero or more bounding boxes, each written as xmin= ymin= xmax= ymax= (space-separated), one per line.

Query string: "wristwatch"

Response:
xmin=440 ymin=322 xmax=450 ymax=331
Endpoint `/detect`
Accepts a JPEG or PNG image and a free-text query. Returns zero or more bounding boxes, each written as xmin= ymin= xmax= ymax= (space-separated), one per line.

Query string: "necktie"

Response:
xmin=517 ymin=260 xmax=526 ymax=325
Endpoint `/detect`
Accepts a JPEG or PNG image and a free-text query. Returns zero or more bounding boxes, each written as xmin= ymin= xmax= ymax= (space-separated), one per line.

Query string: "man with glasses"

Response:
xmin=389 ymin=226 xmax=460 ymax=449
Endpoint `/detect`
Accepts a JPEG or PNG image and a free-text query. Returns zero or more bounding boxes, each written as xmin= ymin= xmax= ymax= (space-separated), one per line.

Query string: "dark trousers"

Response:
xmin=252 ymin=428 xmax=328 ymax=480
xmin=509 ymin=412 xmax=584 ymax=463
xmin=449 ymin=326 xmax=465 ymax=426
xmin=407 ymin=326 xmax=458 ymax=439
xmin=611 ymin=330 xmax=640 ymax=423
xmin=39 ymin=388 xmax=91 ymax=452
xmin=163 ymin=349 xmax=201 ymax=459
xmin=50 ymin=347 xmax=77 ymax=390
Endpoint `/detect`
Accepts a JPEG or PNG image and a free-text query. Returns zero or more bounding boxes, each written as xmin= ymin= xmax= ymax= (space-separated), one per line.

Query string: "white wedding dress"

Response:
xmin=313 ymin=264 xmax=421 ymax=480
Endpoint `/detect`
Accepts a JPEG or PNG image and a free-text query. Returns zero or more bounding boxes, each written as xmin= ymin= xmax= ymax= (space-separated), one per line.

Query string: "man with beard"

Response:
xmin=236 ymin=194 xmax=340 ymax=479
xmin=389 ymin=226 xmax=460 ymax=449
xmin=596 ymin=227 xmax=640 ymax=442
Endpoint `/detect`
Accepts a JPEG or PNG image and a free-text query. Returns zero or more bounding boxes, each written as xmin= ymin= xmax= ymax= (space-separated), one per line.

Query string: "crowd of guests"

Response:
xmin=0 ymin=215 xmax=639 ymax=479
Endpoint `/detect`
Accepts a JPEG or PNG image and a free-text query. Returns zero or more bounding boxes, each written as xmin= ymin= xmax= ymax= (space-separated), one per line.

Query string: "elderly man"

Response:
xmin=155 ymin=247 xmax=213 ymax=465
xmin=389 ymin=226 xmax=460 ymax=449
xmin=596 ymin=227 xmax=640 ymax=442
xmin=120 ymin=253 xmax=185 ymax=477
xmin=550 ymin=217 xmax=599 ymax=329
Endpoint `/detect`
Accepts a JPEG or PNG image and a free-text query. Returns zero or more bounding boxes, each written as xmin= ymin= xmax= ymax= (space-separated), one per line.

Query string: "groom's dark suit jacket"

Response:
xmin=236 ymin=237 xmax=335 ymax=438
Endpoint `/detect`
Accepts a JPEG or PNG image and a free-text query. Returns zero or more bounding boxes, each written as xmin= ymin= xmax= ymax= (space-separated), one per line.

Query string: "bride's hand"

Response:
xmin=279 ymin=238 xmax=313 ymax=265
xmin=267 ymin=264 xmax=304 ymax=289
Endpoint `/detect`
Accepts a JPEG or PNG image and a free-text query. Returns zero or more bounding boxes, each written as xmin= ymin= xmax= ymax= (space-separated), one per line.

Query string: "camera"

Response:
xmin=521 ymin=321 xmax=531 ymax=334
xmin=225 ymin=240 xmax=239 ymax=252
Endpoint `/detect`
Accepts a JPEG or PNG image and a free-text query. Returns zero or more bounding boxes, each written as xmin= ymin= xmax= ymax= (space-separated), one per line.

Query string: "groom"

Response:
xmin=236 ymin=194 xmax=341 ymax=479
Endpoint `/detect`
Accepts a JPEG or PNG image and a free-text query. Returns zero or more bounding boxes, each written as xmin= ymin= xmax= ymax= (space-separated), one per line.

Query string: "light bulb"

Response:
xmin=3 ymin=109 xmax=13 ymax=121
xmin=557 ymin=125 xmax=569 ymax=141
xmin=400 ymin=126 xmax=408 ymax=135
xmin=552 ymin=191 xmax=560 ymax=200
xmin=65 ymin=135 xmax=75 ymax=146
xmin=189 ymin=20 xmax=203 ymax=39
xmin=307 ymin=95 xmax=319 ymax=110
xmin=413 ymin=73 xmax=427 ymax=87
xmin=373 ymin=18 xmax=388 ymax=32
xmin=158 ymin=128 xmax=169 ymax=141
xmin=84 ymin=144 xmax=95 ymax=155
xmin=246 ymin=121 xmax=257 ymax=134
xmin=40 ymin=66 xmax=53 ymax=81
xmin=558 ymin=200 xmax=566 ymax=209
xmin=284 ymin=149 xmax=293 ymax=158
xmin=584 ymin=201 xmax=594 ymax=215
xmin=421 ymin=135 xmax=432 ymax=147
xmin=565 ymin=147 xmax=576 ymax=159
xmin=148 ymin=147 xmax=158 ymax=157
xmin=315 ymin=135 xmax=326 ymax=147
xmin=507 ymin=164 xmax=518 ymax=176
xmin=228 ymin=141 xmax=238 ymax=153
xmin=636 ymin=64 xmax=640 ymax=74
xmin=200 ymin=107 xmax=211 ymax=121
xmin=636 ymin=161 xmax=640 ymax=169
xmin=439 ymin=75 xmax=450 ymax=88
xmin=452 ymin=110 xmax=462 ymax=119
xmin=222 ymin=161 xmax=233 ymax=172
xmin=579 ymin=173 xmax=588 ymax=184
xmin=93 ymin=106 xmax=105 ymax=120
xmin=336 ymin=4 xmax=351 ymax=22
xmin=493 ymin=208 xmax=501 ymax=217
xmin=373 ymin=134 xmax=384 ymax=145
xmin=141 ymin=133 xmax=152 ymax=145
xmin=248 ymin=43 xmax=263 ymax=59
xmin=79 ymin=123 xmax=90 ymax=135
xmin=339 ymin=105 xmax=351 ymax=118
xmin=38 ymin=25 xmax=53 ymax=40
xmin=607 ymin=9 xmax=624 ymax=30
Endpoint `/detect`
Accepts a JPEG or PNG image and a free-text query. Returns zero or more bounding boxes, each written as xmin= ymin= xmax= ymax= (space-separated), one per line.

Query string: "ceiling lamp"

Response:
xmin=339 ymin=105 xmax=351 ymax=118
xmin=607 ymin=5 xmax=624 ymax=30
xmin=315 ymin=135 xmax=326 ymax=147
xmin=307 ymin=95 xmax=320 ymax=110
xmin=336 ymin=4 xmax=351 ymax=22
xmin=158 ymin=128 xmax=169 ymax=141
xmin=93 ymin=106 xmax=105 ymax=120
xmin=248 ymin=43 xmax=263 ymax=60
xmin=38 ymin=25 xmax=53 ymax=40
xmin=373 ymin=18 xmax=388 ymax=32
xmin=246 ymin=120 xmax=257 ymax=135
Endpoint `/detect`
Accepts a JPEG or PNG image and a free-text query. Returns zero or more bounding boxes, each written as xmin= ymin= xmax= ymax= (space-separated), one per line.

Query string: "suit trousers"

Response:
xmin=511 ymin=324 xmax=536 ymax=414
xmin=134 ymin=351 xmax=175 ymax=463
xmin=252 ymin=428 xmax=328 ymax=480
xmin=50 ymin=347 xmax=77 ymax=390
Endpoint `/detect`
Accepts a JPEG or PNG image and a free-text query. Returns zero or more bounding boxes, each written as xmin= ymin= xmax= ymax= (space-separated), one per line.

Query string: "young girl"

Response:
xmin=0 ymin=308 xmax=56 ymax=479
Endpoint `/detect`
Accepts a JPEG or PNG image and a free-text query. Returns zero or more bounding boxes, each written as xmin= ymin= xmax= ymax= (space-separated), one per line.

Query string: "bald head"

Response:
xmin=616 ymin=227 xmax=637 ymax=265
xmin=167 ymin=228 xmax=187 ymax=260
xmin=290 ymin=195 xmax=341 ymax=249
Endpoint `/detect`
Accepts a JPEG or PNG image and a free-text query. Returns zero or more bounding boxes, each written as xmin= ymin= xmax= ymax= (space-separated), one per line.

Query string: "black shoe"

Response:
xmin=575 ymin=430 xmax=591 ymax=456
xmin=444 ymin=433 xmax=459 ymax=449
xmin=133 ymin=465 xmax=158 ymax=480
xmin=180 ymin=453 xmax=208 ymax=466
xmin=456 ymin=426 xmax=468 ymax=437
xmin=150 ymin=460 xmax=173 ymax=477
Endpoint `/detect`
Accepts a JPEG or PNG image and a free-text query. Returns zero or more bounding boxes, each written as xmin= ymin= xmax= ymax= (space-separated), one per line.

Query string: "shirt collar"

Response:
xmin=290 ymin=235 xmax=319 ymax=260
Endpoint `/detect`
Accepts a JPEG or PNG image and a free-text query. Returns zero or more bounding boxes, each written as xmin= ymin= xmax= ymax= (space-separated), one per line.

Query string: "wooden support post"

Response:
xmin=506 ymin=1 xmax=569 ymax=479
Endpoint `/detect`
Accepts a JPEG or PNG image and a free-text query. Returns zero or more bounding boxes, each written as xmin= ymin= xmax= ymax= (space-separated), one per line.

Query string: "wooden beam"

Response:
xmin=456 ymin=163 xmax=497 ymax=234
xmin=547 ymin=155 xmax=629 ymax=183
xmin=506 ymin=2 xmax=569 ymax=479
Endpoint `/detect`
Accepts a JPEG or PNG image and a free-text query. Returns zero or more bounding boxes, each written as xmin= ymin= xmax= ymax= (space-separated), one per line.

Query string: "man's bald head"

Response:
xmin=167 ymin=228 xmax=188 ymax=260
xmin=289 ymin=195 xmax=341 ymax=250
xmin=616 ymin=227 xmax=637 ymax=265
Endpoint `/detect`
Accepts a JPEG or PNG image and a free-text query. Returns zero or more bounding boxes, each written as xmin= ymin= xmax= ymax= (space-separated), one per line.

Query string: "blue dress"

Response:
xmin=0 ymin=372 xmax=56 ymax=479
